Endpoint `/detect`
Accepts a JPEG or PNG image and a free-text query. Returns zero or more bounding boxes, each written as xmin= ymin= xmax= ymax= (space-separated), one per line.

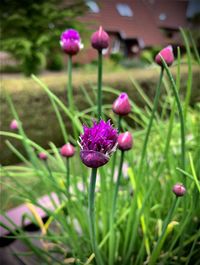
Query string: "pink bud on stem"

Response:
xmin=60 ymin=143 xmax=75 ymax=158
xmin=60 ymin=143 xmax=75 ymax=198
xmin=112 ymin=93 xmax=131 ymax=116
xmin=155 ymin=45 xmax=174 ymax=67
xmin=172 ymin=183 xmax=186 ymax=197
xmin=117 ymin=132 xmax=133 ymax=151
xmin=91 ymin=26 xmax=110 ymax=51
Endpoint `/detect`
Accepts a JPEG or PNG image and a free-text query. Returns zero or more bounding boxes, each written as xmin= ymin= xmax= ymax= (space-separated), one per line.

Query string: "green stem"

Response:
xmin=110 ymin=115 xmax=122 ymax=184
xmin=109 ymin=150 xmax=124 ymax=265
xmin=117 ymin=115 xmax=122 ymax=132
xmin=45 ymin=162 xmax=55 ymax=184
xmin=161 ymin=57 xmax=186 ymax=178
xmin=112 ymin=150 xmax=124 ymax=213
xmin=149 ymin=198 xmax=179 ymax=265
xmin=138 ymin=68 xmax=164 ymax=172
xmin=66 ymin=158 xmax=70 ymax=198
xmin=67 ymin=55 xmax=73 ymax=113
xmin=180 ymin=28 xmax=192 ymax=120
xmin=88 ymin=168 xmax=104 ymax=265
xmin=97 ymin=51 xmax=103 ymax=121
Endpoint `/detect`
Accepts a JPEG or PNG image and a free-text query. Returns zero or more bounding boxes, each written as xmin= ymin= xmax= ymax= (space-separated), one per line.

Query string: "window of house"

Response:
xmin=159 ymin=13 xmax=167 ymax=21
xmin=86 ymin=1 xmax=100 ymax=13
xmin=116 ymin=4 xmax=133 ymax=17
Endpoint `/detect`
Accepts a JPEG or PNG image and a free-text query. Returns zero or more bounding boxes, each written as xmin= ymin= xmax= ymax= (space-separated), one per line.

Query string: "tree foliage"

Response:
xmin=0 ymin=0 xmax=87 ymax=75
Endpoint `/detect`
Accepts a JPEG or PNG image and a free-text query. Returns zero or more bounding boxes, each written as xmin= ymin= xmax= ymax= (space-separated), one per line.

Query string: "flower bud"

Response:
xmin=60 ymin=29 xmax=83 ymax=56
xmin=112 ymin=93 xmax=131 ymax=116
xmin=10 ymin=119 xmax=18 ymax=130
xmin=38 ymin=152 xmax=48 ymax=161
xmin=60 ymin=143 xmax=75 ymax=158
xmin=155 ymin=45 xmax=174 ymax=67
xmin=91 ymin=26 xmax=109 ymax=51
xmin=118 ymin=132 xmax=133 ymax=151
xmin=172 ymin=183 xmax=186 ymax=197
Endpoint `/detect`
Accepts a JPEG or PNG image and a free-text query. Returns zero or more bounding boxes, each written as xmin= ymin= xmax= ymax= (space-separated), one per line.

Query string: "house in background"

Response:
xmin=1 ymin=0 xmax=199 ymax=69
xmin=76 ymin=0 xmax=199 ymax=62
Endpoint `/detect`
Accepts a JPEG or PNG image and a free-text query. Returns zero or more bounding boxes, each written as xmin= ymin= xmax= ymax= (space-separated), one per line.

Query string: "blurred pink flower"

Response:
xmin=118 ymin=132 xmax=133 ymax=151
xmin=112 ymin=93 xmax=131 ymax=116
xmin=10 ymin=119 xmax=19 ymax=131
xmin=91 ymin=26 xmax=110 ymax=51
xmin=155 ymin=45 xmax=174 ymax=67
xmin=60 ymin=143 xmax=75 ymax=158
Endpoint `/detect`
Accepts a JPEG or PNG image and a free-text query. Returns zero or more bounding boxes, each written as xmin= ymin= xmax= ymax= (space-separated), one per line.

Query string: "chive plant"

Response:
xmin=0 ymin=28 xmax=199 ymax=265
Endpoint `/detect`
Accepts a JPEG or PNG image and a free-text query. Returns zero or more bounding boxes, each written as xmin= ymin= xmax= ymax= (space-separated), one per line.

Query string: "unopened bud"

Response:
xmin=60 ymin=143 xmax=75 ymax=158
xmin=155 ymin=45 xmax=174 ymax=67
xmin=172 ymin=183 xmax=186 ymax=197
xmin=118 ymin=132 xmax=133 ymax=151
xmin=112 ymin=93 xmax=131 ymax=116
xmin=91 ymin=26 xmax=109 ymax=51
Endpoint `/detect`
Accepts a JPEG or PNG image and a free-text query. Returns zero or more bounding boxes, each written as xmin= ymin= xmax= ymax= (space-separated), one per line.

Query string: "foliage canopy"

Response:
xmin=0 ymin=0 xmax=87 ymax=75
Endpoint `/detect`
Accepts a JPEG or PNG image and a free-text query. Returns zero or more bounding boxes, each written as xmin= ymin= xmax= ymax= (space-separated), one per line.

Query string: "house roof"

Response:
xmin=81 ymin=0 xmax=189 ymax=47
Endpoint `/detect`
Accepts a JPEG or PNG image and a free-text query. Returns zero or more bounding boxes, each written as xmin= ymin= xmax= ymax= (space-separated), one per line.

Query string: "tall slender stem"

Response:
xmin=88 ymin=168 xmax=104 ymax=265
xmin=66 ymin=158 xmax=70 ymax=198
xmin=138 ymin=68 xmax=164 ymax=173
xmin=45 ymin=161 xmax=56 ymax=185
xmin=117 ymin=115 xmax=122 ymax=132
xmin=161 ymin=57 xmax=186 ymax=179
xmin=67 ymin=55 xmax=73 ymax=113
xmin=110 ymin=115 xmax=122 ymax=183
xmin=109 ymin=150 xmax=124 ymax=265
xmin=97 ymin=51 xmax=103 ymax=121
xmin=112 ymin=150 xmax=124 ymax=213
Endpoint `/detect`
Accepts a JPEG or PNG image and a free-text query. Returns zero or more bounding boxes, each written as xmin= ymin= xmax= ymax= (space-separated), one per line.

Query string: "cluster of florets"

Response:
xmin=79 ymin=120 xmax=118 ymax=168
xmin=60 ymin=29 xmax=83 ymax=56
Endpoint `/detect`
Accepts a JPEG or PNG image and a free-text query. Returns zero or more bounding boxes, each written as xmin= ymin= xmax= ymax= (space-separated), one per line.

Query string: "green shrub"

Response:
xmin=140 ymin=47 xmax=161 ymax=63
xmin=47 ymin=53 xmax=64 ymax=71
xmin=120 ymin=58 xmax=147 ymax=68
xmin=21 ymin=51 xmax=47 ymax=76
xmin=110 ymin=52 xmax=123 ymax=64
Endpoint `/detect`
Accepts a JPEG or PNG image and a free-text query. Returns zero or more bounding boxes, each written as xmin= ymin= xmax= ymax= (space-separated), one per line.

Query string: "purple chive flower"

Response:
xmin=172 ymin=183 xmax=186 ymax=197
xmin=60 ymin=29 xmax=83 ymax=56
xmin=91 ymin=26 xmax=110 ymax=51
xmin=112 ymin=93 xmax=131 ymax=116
xmin=79 ymin=120 xmax=118 ymax=168
xmin=155 ymin=45 xmax=174 ymax=67
xmin=10 ymin=119 xmax=19 ymax=130
xmin=60 ymin=143 xmax=75 ymax=158
xmin=118 ymin=132 xmax=133 ymax=151
xmin=38 ymin=152 xmax=48 ymax=161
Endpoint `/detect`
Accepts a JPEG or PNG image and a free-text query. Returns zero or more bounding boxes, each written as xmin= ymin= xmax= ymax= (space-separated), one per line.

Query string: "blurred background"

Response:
xmin=1 ymin=0 xmax=200 ymax=75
